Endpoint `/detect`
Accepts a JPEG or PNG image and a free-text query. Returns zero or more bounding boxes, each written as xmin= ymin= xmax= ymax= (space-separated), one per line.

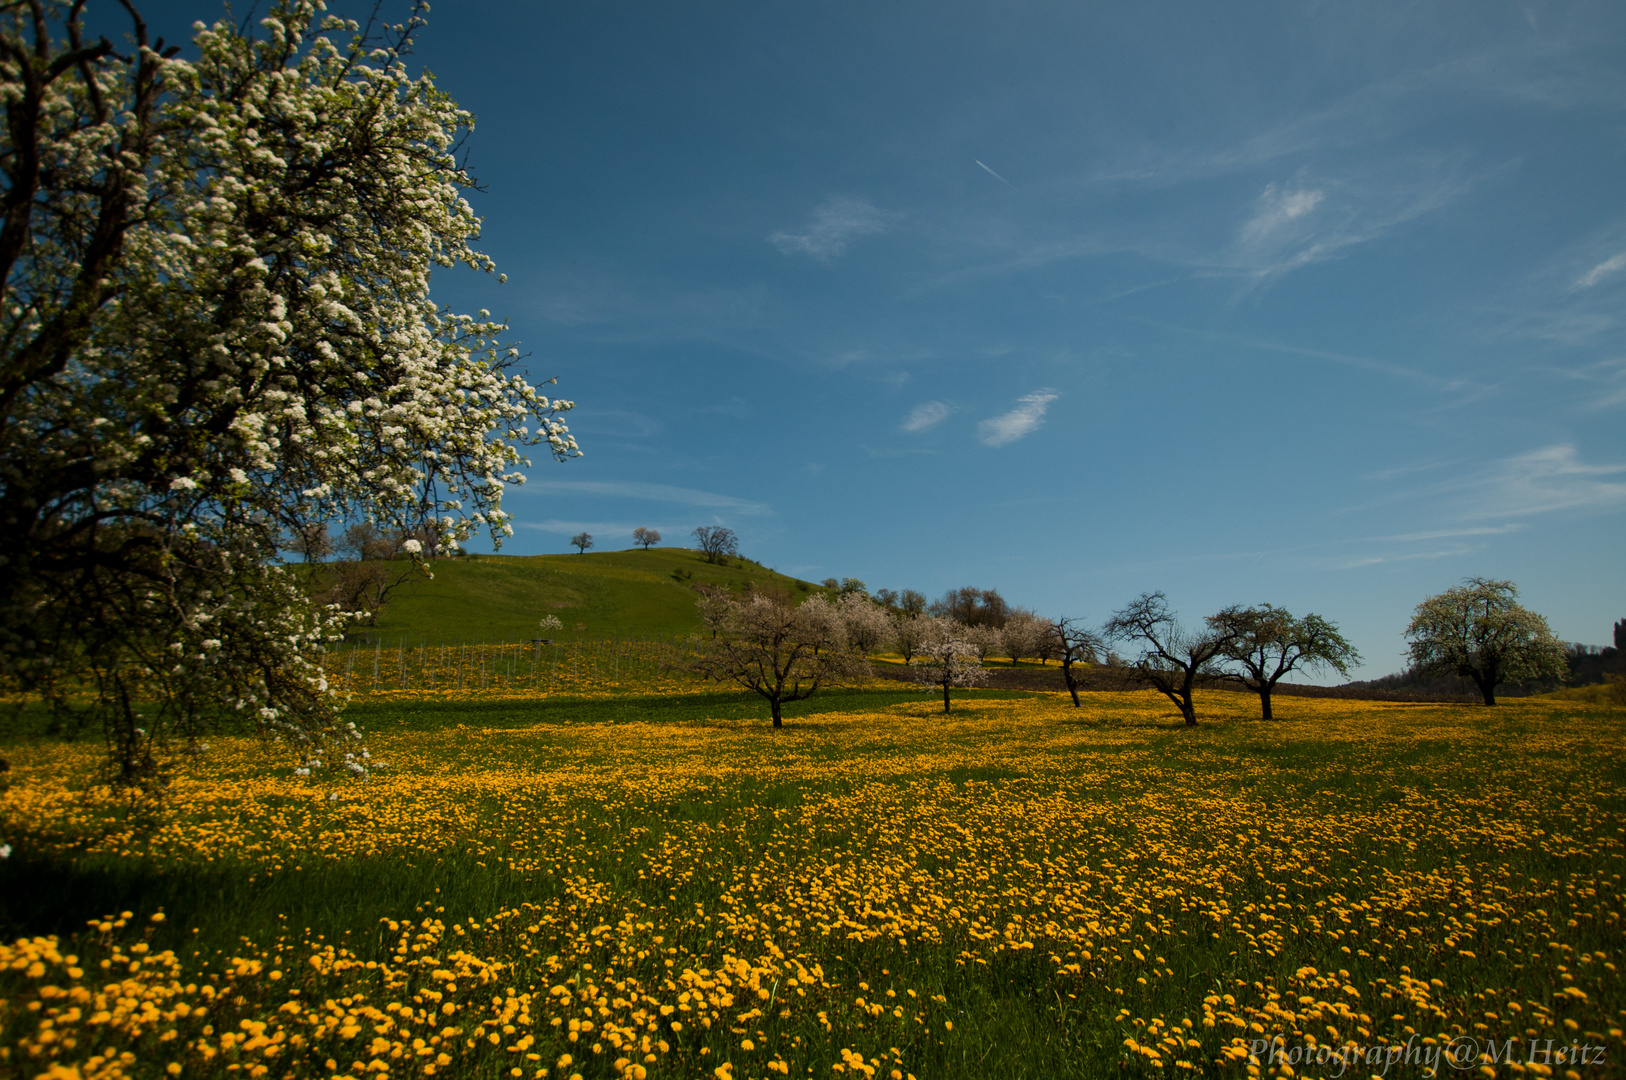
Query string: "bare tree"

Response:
xmin=570 ymin=531 xmax=594 ymax=554
xmin=632 ymin=527 xmax=661 ymax=551
xmin=690 ymin=592 xmax=869 ymax=728
xmin=1050 ymin=617 xmax=1104 ymax=707
xmin=1209 ymin=605 xmax=1360 ymax=720
xmin=340 ymin=522 xmax=403 ymax=562
xmin=910 ymin=618 xmax=988 ymax=712
xmin=929 ymin=587 xmax=1010 ymax=628
xmin=321 ymin=522 xmax=416 ymax=626
xmin=692 ymin=525 xmax=739 ymax=565
xmin=1104 ymin=592 xmax=1239 ymax=726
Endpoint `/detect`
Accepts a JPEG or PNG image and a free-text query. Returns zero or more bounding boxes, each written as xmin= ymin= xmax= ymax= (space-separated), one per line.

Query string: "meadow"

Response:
xmin=1 ymin=680 xmax=1622 ymax=1080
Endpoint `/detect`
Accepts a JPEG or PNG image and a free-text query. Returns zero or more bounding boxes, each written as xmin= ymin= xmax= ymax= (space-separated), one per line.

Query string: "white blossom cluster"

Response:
xmin=0 ymin=1 xmax=578 ymax=787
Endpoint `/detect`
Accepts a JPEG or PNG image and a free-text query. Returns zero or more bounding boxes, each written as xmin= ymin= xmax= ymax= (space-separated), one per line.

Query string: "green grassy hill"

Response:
xmin=354 ymin=547 xmax=827 ymax=642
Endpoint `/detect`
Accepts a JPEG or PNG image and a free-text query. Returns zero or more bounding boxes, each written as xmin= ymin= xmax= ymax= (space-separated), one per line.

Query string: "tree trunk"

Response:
xmin=1258 ymin=686 xmax=1273 ymax=721
xmin=771 ymin=696 xmax=783 ymax=729
xmin=943 ymin=679 xmax=951 ymax=713
xmin=1179 ymin=692 xmax=1198 ymax=726
xmin=1063 ymin=661 xmax=1081 ymax=707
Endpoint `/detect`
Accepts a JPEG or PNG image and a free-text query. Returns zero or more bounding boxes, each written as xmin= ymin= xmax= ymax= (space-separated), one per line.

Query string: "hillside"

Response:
xmin=352 ymin=547 xmax=826 ymax=642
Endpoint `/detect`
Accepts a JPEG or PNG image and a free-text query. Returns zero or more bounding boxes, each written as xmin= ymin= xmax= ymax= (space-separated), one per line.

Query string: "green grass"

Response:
xmin=346 ymin=546 xmax=830 ymax=641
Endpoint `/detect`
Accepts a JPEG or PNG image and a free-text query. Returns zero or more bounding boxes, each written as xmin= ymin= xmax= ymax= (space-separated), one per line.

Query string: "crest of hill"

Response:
xmin=353 ymin=547 xmax=826 ymax=642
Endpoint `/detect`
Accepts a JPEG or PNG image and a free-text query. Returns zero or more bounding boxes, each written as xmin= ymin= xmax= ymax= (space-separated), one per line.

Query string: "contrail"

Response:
xmin=976 ymin=160 xmax=1012 ymax=186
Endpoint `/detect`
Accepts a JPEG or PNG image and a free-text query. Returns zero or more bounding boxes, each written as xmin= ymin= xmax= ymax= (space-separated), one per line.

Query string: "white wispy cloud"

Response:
xmin=1459 ymin=444 xmax=1626 ymax=518
xmin=1228 ymin=165 xmax=1475 ymax=287
xmin=517 ymin=479 xmax=772 ymax=516
xmin=978 ymin=390 xmax=1059 ymax=447
xmin=769 ymin=197 xmax=891 ymax=262
xmin=1576 ymin=252 xmax=1626 ymax=289
xmin=1240 ymin=182 xmax=1326 ymax=246
xmin=901 ymin=401 xmax=952 ymax=433
xmin=1372 ymin=524 xmax=1526 ymax=543
xmin=1332 ymin=545 xmax=1476 ymax=570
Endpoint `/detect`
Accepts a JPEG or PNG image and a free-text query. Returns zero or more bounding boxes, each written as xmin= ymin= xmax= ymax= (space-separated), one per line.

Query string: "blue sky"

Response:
xmin=151 ymin=0 xmax=1625 ymax=676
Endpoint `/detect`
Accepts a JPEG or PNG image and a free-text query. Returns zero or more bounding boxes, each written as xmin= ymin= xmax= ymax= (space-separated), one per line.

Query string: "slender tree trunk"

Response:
xmin=1062 ymin=659 xmax=1081 ymax=706
xmin=943 ymin=678 xmax=951 ymax=713
xmin=770 ymin=696 xmax=783 ymax=728
xmin=1258 ymin=684 xmax=1273 ymax=721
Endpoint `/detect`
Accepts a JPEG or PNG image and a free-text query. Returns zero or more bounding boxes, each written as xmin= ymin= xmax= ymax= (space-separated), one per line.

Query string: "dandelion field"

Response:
xmin=1 ymin=686 xmax=1623 ymax=1080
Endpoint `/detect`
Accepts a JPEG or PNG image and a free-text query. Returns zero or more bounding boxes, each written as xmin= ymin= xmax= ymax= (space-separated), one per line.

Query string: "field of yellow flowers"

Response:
xmin=1 ymin=687 xmax=1622 ymax=1080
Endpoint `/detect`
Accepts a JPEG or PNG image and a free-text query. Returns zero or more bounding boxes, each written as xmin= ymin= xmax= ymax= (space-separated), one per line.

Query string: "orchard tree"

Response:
xmin=1105 ymin=592 xmax=1238 ymax=726
xmin=1404 ymin=578 xmax=1567 ymax=705
xmin=909 ymin=617 xmax=989 ymax=712
xmin=1050 ymin=617 xmax=1104 ymax=707
xmin=1208 ymin=605 xmax=1360 ymax=720
xmin=0 ymin=1 xmax=579 ymax=789
xmin=835 ymin=592 xmax=893 ymax=655
xmin=692 ymin=525 xmax=738 ymax=565
xmin=961 ymin=623 xmax=1003 ymax=663
xmin=570 ymin=531 xmax=593 ymax=554
xmin=891 ymin=611 xmax=930 ymax=664
xmin=1001 ymin=609 xmax=1051 ymax=666
xmin=632 ymin=527 xmax=660 ymax=550
xmin=690 ymin=592 xmax=868 ymax=728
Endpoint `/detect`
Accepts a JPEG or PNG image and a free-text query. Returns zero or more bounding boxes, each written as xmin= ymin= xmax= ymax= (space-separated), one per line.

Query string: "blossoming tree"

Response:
xmin=0 ymin=1 xmax=578 ymax=789
xmin=690 ymin=592 xmax=869 ymax=728
xmin=1404 ymin=579 xmax=1566 ymax=705
xmin=909 ymin=618 xmax=989 ymax=713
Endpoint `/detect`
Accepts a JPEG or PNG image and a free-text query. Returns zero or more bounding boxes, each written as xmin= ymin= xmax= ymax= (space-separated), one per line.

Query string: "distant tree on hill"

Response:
xmin=632 ymin=527 xmax=661 ymax=550
xmin=1404 ymin=578 xmax=1567 ymax=705
xmin=693 ymin=526 xmax=739 ymax=565
xmin=690 ymin=592 xmax=869 ymax=728
xmin=930 ymin=587 xmax=1009 ymax=628
xmin=898 ymin=589 xmax=927 ymax=615
xmin=1050 ymin=618 xmax=1104 ymax=707
xmin=1105 ymin=592 xmax=1238 ymax=726
xmin=1208 ymin=605 xmax=1360 ymax=720
xmin=874 ymin=588 xmax=899 ymax=609
xmin=289 ymin=522 xmax=334 ymax=564
xmin=571 ymin=532 xmax=594 ymax=554
xmin=910 ymin=618 xmax=989 ymax=712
